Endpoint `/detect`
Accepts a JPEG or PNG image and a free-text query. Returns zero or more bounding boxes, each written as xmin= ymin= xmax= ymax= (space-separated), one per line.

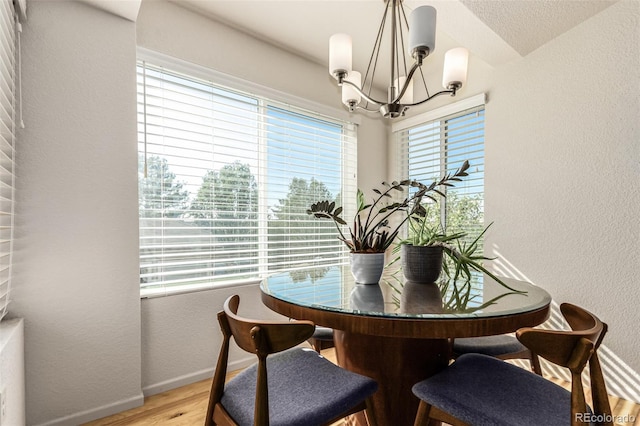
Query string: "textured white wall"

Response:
xmin=484 ymin=0 xmax=640 ymax=386
xmin=13 ymin=1 xmax=142 ymax=425
xmin=9 ymin=0 xmax=640 ymax=423
xmin=141 ymin=284 xmax=282 ymax=395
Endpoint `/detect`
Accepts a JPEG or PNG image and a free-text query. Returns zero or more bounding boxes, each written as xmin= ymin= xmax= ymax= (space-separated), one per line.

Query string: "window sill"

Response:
xmin=140 ymin=278 xmax=262 ymax=299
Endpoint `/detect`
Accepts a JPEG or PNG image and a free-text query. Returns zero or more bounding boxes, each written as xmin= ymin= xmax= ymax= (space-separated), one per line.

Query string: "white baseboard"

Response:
xmin=142 ymin=356 xmax=256 ymax=397
xmin=33 ymin=394 xmax=144 ymax=426
xmin=33 ymin=355 xmax=257 ymax=425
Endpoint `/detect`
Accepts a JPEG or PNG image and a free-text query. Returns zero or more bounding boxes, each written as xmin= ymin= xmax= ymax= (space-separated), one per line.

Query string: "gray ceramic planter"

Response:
xmin=401 ymin=244 xmax=444 ymax=283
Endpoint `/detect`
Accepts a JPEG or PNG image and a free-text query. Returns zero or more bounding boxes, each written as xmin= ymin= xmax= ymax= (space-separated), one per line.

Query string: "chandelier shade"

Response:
xmin=328 ymin=0 xmax=469 ymax=119
xmin=442 ymin=47 xmax=469 ymax=89
xmin=342 ymin=71 xmax=362 ymax=108
xmin=329 ymin=33 xmax=352 ymax=76
xmin=408 ymin=5 xmax=436 ymax=58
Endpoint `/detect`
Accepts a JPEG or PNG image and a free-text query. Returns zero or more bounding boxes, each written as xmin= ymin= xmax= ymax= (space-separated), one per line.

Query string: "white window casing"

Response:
xmin=0 ymin=0 xmax=20 ymax=321
xmin=394 ymin=95 xmax=486 ymax=243
xmin=137 ymin=58 xmax=357 ymax=298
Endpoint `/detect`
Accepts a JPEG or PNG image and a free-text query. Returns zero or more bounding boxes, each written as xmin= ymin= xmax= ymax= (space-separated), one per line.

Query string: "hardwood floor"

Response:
xmin=84 ymin=348 xmax=640 ymax=426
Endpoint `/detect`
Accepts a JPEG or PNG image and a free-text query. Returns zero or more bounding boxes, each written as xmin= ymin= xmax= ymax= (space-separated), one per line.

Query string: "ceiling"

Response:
xmin=82 ymin=0 xmax=617 ymax=92
xmin=459 ymin=0 xmax=617 ymax=56
xmin=171 ymin=0 xmax=616 ymax=69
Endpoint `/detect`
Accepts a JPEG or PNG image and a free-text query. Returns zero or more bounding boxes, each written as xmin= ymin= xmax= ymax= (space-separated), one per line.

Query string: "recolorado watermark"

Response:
xmin=575 ymin=413 xmax=636 ymax=423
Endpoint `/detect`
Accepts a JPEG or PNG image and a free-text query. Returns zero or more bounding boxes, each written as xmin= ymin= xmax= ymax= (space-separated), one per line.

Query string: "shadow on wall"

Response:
xmin=491 ymin=245 xmax=640 ymax=404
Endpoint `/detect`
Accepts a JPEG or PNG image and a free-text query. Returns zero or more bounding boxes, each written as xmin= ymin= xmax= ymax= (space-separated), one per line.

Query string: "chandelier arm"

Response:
xmin=355 ymin=104 xmax=383 ymax=114
xmin=419 ymin=66 xmax=430 ymax=98
xmin=363 ymin=2 xmax=389 ymax=93
xmin=405 ymin=88 xmax=457 ymax=107
xmin=398 ymin=1 xmax=409 ymax=78
xmin=365 ymin=30 xmax=384 ymax=108
xmin=389 ymin=0 xmax=398 ymax=102
xmin=341 ymin=78 xmax=385 ymax=106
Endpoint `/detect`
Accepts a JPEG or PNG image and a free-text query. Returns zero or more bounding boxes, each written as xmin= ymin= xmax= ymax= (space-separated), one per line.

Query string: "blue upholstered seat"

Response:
xmin=412 ymin=353 xmax=576 ymax=426
xmin=453 ymin=334 xmax=527 ymax=356
xmin=452 ymin=334 xmax=542 ymax=375
xmin=221 ymin=347 xmax=378 ymax=426
xmin=307 ymin=325 xmax=335 ymax=352
xmin=412 ymin=303 xmax=610 ymax=426
xmin=311 ymin=325 xmax=334 ymax=341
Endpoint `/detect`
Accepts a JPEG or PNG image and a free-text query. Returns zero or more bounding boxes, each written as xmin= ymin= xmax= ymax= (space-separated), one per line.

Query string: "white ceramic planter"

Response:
xmin=350 ymin=284 xmax=384 ymax=311
xmin=349 ymin=252 xmax=385 ymax=284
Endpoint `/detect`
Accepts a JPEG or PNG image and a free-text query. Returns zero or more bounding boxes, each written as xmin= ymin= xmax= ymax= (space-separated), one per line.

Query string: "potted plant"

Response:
xmin=307 ymin=161 xmax=470 ymax=283
xmin=397 ymin=216 xmax=465 ymax=283
xmin=395 ymin=214 xmax=523 ymax=293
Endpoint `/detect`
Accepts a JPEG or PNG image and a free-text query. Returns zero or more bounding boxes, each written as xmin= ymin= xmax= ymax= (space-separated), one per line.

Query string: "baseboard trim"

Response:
xmin=33 ymin=393 xmax=144 ymax=426
xmin=142 ymin=356 xmax=256 ymax=397
xmin=31 ymin=357 xmax=258 ymax=426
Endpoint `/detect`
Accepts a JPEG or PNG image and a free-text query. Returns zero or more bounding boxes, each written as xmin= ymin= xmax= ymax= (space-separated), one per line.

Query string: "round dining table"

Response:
xmin=260 ymin=265 xmax=551 ymax=426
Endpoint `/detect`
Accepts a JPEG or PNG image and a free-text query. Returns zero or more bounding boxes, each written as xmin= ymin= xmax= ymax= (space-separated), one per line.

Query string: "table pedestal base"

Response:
xmin=334 ymin=330 xmax=450 ymax=426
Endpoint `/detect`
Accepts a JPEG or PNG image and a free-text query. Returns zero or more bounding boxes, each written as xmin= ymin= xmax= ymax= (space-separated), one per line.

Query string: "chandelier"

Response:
xmin=329 ymin=1 xmax=469 ymax=119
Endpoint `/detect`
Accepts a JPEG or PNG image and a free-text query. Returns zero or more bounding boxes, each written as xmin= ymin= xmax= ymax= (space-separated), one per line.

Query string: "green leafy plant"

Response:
xmin=306 ymin=161 xmax=470 ymax=253
xmin=401 ymin=214 xmax=466 ymax=247
xmin=393 ymin=214 xmax=524 ymax=293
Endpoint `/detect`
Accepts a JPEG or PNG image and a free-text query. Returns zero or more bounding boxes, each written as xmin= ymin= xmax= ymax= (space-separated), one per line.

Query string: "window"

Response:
xmin=0 ymin=0 xmax=19 ymax=320
xmin=394 ymin=97 xmax=485 ymax=309
xmin=137 ymin=60 xmax=357 ymax=296
xmin=394 ymin=98 xmax=485 ymax=245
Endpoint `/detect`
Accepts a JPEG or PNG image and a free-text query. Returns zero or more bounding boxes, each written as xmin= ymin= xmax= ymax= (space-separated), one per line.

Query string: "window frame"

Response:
xmin=0 ymin=0 xmax=19 ymax=320
xmin=392 ymin=94 xmax=486 ymax=238
xmin=136 ymin=50 xmax=358 ymax=298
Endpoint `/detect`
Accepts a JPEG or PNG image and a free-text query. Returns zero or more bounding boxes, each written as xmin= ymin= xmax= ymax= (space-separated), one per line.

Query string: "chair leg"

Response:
xmin=531 ymin=352 xmax=542 ymax=376
xmin=364 ymin=396 xmax=377 ymax=426
xmin=309 ymin=338 xmax=321 ymax=353
xmin=308 ymin=338 xmax=334 ymax=353
xmin=413 ymin=400 xmax=432 ymax=426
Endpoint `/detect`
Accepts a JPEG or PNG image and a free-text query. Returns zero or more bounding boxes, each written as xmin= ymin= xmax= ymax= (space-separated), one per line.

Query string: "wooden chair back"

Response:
xmin=516 ymin=303 xmax=612 ymax=426
xmin=205 ymin=295 xmax=315 ymax=426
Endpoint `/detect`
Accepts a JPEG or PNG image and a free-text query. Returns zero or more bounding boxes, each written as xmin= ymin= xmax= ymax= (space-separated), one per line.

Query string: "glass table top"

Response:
xmin=261 ymin=264 xmax=551 ymax=320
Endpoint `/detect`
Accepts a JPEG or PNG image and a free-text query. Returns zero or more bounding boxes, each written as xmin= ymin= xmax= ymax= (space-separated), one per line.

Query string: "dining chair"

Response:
xmin=451 ymin=334 xmax=542 ymax=375
xmin=307 ymin=325 xmax=335 ymax=353
xmin=205 ymin=295 xmax=378 ymax=426
xmin=412 ymin=303 xmax=612 ymax=426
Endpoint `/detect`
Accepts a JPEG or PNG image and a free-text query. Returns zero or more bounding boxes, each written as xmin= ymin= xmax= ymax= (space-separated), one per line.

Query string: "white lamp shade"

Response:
xmin=329 ymin=33 xmax=352 ymax=78
xmin=442 ymin=47 xmax=469 ymax=89
xmin=409 ymin=6 xmax=436 ymax=56
xmin=394 ymin=76 xmax=414 ymax=104
xmin=342 ymin=71 xmax=362 ymax=106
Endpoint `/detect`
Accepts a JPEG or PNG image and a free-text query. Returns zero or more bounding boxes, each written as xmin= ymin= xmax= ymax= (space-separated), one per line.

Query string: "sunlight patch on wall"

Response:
xmin=491 ymin=245 xmax=640 ymax=404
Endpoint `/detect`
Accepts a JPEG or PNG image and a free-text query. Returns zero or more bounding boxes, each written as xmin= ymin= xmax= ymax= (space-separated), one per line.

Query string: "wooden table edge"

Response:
xmin=261 ymin=291 xmax=551 ymax=338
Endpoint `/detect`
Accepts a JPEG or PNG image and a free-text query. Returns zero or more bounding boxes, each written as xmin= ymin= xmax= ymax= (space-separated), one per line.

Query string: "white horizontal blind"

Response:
xmin=396 ymin=105 xmax=485 ymax=243
xmin=0 ymin=0 xmax=16 ymax=320
xmin=137 ymin=61 xmax=357 ymax=295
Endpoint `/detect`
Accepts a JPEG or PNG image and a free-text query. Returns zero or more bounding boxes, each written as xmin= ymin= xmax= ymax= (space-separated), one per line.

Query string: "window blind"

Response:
xmin=395 ymin=105 xmax=485 ymax=241
xmin=137 ymin=61 xmax=357 ymax=296
xmin=0 ymin=0 xmax=17 ymax=320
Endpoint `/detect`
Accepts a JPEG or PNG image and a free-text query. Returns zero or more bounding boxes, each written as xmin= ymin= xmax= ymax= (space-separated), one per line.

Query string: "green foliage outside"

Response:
xmin=421 ymin=191 xmax=484 ymax=248
xmin=138 ymin=155 xmax=189 ymax=218
xmin=269 ymin=177 xmax=339 ymax=271
xmin=138 ymin=155 xmax=483 ymax=286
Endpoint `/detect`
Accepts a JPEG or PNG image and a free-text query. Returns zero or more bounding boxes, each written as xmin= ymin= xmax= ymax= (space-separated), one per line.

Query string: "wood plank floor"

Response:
xmin=84 ymin=348 xmax=640 ymax=426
